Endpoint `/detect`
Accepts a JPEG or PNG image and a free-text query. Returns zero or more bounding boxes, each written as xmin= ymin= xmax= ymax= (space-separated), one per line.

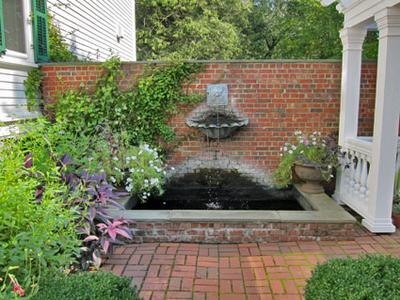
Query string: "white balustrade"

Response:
xmin=335 ymin=136 xmax=400 ymax=218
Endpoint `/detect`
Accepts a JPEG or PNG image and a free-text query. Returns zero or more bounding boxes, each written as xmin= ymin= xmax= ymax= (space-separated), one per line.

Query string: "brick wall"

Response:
xmin=41 ymin=61 xmax=377 ymax=179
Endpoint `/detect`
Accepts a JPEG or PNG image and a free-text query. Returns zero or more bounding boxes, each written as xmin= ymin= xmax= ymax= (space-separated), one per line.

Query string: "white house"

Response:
xmin=0 ymin=0 xmax=136 ymax=134
xmin=322 ymin=0 xmax=400 ymax=233
xmin=48 ymin=0 xmax=136 ymax=61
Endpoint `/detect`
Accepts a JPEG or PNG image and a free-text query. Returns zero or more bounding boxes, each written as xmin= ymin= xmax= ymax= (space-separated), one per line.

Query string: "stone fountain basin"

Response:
xmin=186 ymin=111 xmax=249 ymax=139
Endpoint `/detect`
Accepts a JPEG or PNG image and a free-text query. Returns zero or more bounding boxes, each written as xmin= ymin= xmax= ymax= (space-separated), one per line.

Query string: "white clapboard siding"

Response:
xmin=0 ymin=68 xmax=38 ymax=123
xmin=48 ymin=0 xmax=136 ymax=61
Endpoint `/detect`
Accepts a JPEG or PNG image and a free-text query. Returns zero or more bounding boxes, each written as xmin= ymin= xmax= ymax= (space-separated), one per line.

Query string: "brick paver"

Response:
xmin=103 ymin=227 xmax=400 ymax=300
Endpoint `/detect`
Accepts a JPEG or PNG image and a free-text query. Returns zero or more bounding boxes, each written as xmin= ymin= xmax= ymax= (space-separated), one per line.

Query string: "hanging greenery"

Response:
xmin=24 ymin=68 xmax=44 ymax=111
xmin=48 ymin=14 xmax=79 ymax=62
xmin=55 ymin=57 xmax=202 ymax=146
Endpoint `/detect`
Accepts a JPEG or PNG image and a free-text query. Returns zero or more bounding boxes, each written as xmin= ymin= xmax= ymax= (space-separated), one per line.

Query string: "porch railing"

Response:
xmin=334 ymin=137 xmax=400 ymax=218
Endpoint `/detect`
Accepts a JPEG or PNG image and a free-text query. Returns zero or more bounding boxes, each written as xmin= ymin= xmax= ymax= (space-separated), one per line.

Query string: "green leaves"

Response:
xmin=273 ymin=131 xmax=338 ymax=187
xmin=56 ymin=58 xmax=201 ymax=146
xmin=137 ymin=0 xmax=378 ymax=60
xmin=32 ymin=271 xmax=140 ymax=300
xmin=47 ymin=14 xmax=78 ymax=62
xmin=305 ymin=255 xmax=400 ymax=300
xmin=24 ymin=69 xmax=44 ymax=111
xmin=136 ymin=0 xmax=250 ymax=60
xmin=0 ymin=131 xmax=80 ymax=296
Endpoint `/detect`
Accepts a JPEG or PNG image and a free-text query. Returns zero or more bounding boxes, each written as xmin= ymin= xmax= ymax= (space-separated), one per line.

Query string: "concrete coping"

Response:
xmin=108 ymin=185 xmax=356 ymax=224
xmin=39 ymin=59 xmax=377 ymax=67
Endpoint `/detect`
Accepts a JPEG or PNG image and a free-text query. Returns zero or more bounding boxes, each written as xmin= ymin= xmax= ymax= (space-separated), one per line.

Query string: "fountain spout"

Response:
xmin=186 ymin=84 xmax=249 ymax=139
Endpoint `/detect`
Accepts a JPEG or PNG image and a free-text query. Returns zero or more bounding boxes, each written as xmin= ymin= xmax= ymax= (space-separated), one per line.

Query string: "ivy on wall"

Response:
xmin=47 ymin=14 xmax=78 ymax=63
xmin=55 ymin=58 xmax=202 ymax=146
xmin=24 ymin=68 xmax=44 ymax=111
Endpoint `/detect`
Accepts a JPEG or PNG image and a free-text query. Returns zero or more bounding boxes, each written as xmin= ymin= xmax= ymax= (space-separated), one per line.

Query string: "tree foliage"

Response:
xmin=136 ymin=0 xmax=378 ymax=60
xmin=136 ymin=0 xmax=251 ymax=60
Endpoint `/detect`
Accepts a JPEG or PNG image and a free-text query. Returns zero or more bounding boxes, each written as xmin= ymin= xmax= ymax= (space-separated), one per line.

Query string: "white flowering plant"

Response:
xmin=274 ymin=131 xmax=339 ymax=187
xmin=106 ymin=143 xmax=166 ymax=202
xmin=80 ymin=129 xmax=166 ymax=202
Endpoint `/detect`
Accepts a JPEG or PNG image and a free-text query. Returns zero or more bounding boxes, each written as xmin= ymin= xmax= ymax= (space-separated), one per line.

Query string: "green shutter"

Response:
xmin=0 ymin=0 xmax=5 ymax=54
xmin=32 ymin=0 xmax=49 ymax=62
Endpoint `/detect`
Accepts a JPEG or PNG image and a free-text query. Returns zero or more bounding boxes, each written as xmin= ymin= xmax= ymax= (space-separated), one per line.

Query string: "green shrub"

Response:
xmin=304 ymin=255 xmax=400 ymax=300
xmin=0 ymin=124 xmax=80 ymax=296
xmin=32 ymin=271 xmax=140 ymax=300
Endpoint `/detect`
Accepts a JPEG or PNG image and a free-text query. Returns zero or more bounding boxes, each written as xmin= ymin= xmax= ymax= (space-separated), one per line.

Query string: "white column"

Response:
xmin=362 ymin=7 xmax=400 ymax=233
xmin=338 ymin=26 xmax=367 ymax=146
xmin=333 ymin=26 xmax=366 ymax=204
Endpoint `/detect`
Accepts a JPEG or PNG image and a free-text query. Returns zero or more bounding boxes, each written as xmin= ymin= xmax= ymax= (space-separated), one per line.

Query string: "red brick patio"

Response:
xmin=103 ymin=227 xmax=400 ymax=300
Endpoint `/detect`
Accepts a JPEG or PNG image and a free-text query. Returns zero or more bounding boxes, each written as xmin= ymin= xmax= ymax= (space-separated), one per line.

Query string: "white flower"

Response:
xmin=110 ymin=176 xmax=116 ymax=183
xmin=142 ymin=195 xmax=147 ymax=199
xmin=163 ymin=171 xmax=167 ymax=175
xmin=171 ymin=167 xmax=175 ymax=171
xmin=283 ymin=146 xmax=288 ymax=152
xmin=126 ymin=185 xmax=132 ymax=192
xmin=292 ymin=145 xmax=297 ymax=150
xmin=144 ymin=179 xmax=149 ymax=184
xmin=288 ymin=150 xmax=293 ymax=154
xmin=328 ymin=165 xmax=332 ymax=169
xmin=330 ymin=174 xmax=334 ymax=178
xmin=299 ymin=139 xmax=304 ymax=144
xmin=312 ymin=141 xmax=317 ymax=145
xmin=127 ymin=177 xmax=133 ymax=182
xmin=112 ymin=156 xmax=118 ymax=161
xmin=280 ymin=154 xmax=283 ymax=157
xmin=150 ymin=178 xmax=159 ymax=185
xmin=131 ymin=156 xmax=137 ymax=160
xmin=130 ymin=168 xmax=135 ymax=172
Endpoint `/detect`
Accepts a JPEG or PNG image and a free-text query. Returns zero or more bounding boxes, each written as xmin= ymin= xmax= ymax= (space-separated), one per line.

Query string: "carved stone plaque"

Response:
xmin=207 ymin=84 xmax=228 ymax=106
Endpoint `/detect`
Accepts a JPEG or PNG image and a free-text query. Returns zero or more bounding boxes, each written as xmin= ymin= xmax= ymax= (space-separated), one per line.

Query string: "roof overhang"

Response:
xmin=321 ymin=0 xmax=400 ymax=28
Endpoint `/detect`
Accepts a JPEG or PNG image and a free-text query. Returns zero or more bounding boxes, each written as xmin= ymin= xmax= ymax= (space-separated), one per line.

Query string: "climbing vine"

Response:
xmin=48 ymin=14 xmax=79 ymax=62
xmin=24 ymin=68 xmax=44 ymax=111
xmin=55 ymin=57 xmax=201 ymax=146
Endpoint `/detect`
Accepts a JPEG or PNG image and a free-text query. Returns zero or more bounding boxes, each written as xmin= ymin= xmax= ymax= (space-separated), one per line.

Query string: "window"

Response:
xmin=3 ymin=0 xmax=26 ymax=53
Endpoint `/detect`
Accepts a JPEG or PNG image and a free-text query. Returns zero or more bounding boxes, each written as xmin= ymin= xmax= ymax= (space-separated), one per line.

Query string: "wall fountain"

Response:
xmin=186 ymin=84 xmax=249 ymax=139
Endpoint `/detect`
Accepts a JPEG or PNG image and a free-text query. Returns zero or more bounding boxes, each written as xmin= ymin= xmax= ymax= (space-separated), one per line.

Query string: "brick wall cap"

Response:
xmin=39 ymin=59 xmax=377 ymax=67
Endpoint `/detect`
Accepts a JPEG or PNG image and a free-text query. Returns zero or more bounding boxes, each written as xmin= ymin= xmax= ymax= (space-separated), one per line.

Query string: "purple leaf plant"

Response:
xmin=25 ymin=151 xmax=133 ymax=270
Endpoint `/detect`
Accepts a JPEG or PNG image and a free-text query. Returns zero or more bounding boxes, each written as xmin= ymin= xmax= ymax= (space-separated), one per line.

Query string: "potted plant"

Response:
xmin=274 ymin=131 xmax=339 ymax=193
xmin=393 ymin=202 xmax=400 ymax=228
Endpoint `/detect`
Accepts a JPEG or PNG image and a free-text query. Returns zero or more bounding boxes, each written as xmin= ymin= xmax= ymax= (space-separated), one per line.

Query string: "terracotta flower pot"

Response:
xmin=393 ymin=213 xmax=400 ymax=228
xmin=294 ymin=163 xmax=325 ymax=194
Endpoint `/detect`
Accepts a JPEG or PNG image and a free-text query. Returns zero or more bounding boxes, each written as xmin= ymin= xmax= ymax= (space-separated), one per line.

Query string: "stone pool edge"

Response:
xmin=107 ymin=186 xmax=357 ymax=243
xmin=109 ymin=186 xmax=355 ymax=224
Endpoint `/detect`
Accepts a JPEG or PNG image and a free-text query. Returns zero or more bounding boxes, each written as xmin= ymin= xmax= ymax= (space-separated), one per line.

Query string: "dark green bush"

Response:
xmin=32 ymin=271 xmax=140 ymax=300
xmin=305 ymin=255 xmax=400 ymax=300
